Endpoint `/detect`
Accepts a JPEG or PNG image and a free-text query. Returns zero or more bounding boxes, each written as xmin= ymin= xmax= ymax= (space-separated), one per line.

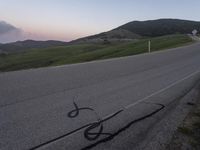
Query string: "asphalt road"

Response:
xmin=1 ymin=43 xmax=200 ymax=150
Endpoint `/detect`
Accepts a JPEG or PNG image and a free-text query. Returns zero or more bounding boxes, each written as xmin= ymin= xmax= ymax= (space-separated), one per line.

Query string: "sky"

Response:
xmin=0 ymin=0 xmax=200 ymax=43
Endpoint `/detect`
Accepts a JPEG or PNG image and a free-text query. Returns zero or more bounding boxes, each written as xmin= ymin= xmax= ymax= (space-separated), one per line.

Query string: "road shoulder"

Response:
xmin=166 ymin=86 xmax=200 ymax=150
xmin=139 ymin=81 xmax=200 ymax=150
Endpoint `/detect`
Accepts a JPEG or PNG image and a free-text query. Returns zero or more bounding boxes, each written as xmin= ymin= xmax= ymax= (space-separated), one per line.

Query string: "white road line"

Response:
xmin=35 ymin=70 xmax=200 ymax=148
xmin=124 ymin=70 xmax=200 ymax=109
xmin=66 ymin=70 xmax=200 ymax=141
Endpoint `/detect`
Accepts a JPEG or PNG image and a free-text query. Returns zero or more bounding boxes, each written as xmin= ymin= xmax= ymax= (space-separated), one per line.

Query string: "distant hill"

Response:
xmin=0 ymin=40 xmax=68 ymax=54
xmin=116 ymin=19 xmax=200 ymax=37
xmin=72 ymin=19 xmax=200 ymax=44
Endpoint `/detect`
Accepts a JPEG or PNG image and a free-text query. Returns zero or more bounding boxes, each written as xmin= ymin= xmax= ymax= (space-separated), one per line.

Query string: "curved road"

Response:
xmin=1 ymin=43 xmax=200 ymax=150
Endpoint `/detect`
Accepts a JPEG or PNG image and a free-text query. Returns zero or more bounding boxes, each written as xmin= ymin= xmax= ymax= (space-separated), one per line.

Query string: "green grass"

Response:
xmin=0 ymin=34 xmax=193 ymax=72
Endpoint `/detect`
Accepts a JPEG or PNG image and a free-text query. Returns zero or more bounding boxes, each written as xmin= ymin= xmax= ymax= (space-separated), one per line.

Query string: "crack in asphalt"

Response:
xmin=30 ymin=108 xmax=122 ymax=150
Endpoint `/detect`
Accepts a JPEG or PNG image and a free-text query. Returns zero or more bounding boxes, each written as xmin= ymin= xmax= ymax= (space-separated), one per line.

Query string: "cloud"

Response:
xmin=0 ymin=21 xmax=68 ymax=43
xmin=0 ymin=21 xmax=20 ymax=34
xmin=0 ymin=21 xmax=26 ymax=43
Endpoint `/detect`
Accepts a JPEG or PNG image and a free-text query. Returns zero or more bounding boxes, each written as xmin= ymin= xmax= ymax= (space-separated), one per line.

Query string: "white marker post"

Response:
xmin=148 ymin=40 xmax=151 ymax=53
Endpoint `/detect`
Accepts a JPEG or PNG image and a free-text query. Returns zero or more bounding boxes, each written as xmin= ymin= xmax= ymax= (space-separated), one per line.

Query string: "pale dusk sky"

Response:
xmin=0 ymin=0 xmax=199 ymax=43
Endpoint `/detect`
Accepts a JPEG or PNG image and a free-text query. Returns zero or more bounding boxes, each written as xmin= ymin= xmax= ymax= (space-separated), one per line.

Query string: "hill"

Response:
xmin=72 ymin=19 xmax=200 ymax=44
xmin=0 ymin=40 xmax=68 ymax=54
xmin=116 ymin=19 xmax=200 ymax=37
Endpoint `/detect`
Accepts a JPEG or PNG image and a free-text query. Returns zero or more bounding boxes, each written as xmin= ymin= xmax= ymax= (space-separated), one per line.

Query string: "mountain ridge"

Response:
xmin=115 ymin=18 xmax=200 ymax=37
xmin=72 ymin=18 xmax=200 ymax=44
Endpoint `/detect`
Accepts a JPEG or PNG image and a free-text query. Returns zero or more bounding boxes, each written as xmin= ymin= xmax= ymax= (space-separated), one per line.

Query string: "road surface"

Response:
xmin=1 ymin=43 xmax=200 ymax=150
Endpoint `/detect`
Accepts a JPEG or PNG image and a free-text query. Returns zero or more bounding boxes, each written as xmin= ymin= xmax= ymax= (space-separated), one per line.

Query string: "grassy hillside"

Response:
xmin=72 ymin=29 xmax=141 ymax=44
xmin=0 ymin=34 xmax=193 ymax=72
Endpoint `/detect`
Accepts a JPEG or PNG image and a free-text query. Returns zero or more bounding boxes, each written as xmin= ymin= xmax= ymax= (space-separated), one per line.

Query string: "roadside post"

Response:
xmin=148 ymin=40 xmax=151 ymax=53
